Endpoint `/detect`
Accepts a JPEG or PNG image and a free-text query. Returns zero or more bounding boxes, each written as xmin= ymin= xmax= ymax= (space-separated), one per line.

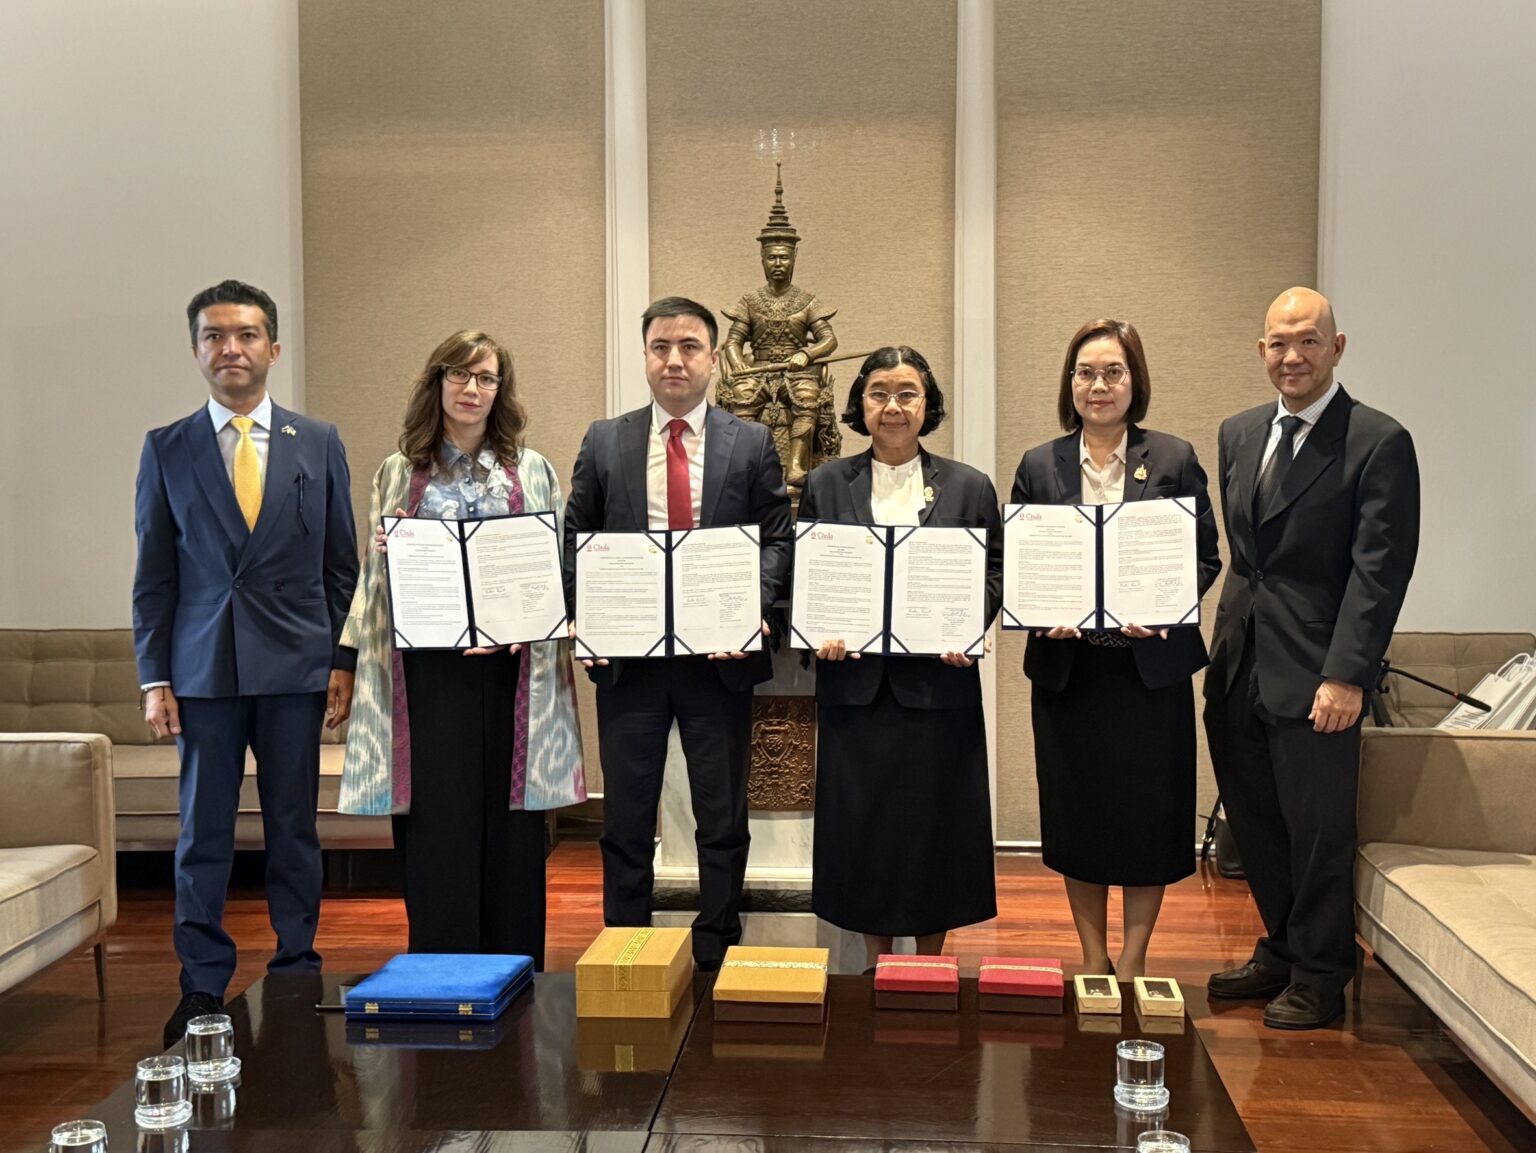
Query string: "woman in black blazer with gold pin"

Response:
xmin=1011 ymin=319 xmax=1221 ymax=980
xmin=800 ymin=345 xmax=1002 ymax=971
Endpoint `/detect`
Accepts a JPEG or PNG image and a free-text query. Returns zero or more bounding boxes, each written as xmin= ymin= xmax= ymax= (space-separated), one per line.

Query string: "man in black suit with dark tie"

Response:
xmin=563 ymin=296 xmax=793 ymax=969
xmin=1204 ymin=287 xmax=1420 ymax=1029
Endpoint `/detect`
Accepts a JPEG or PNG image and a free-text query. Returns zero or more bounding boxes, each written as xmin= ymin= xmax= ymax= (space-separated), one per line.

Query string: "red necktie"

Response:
xmin=666 ymin=418 xmax=693 ymax=530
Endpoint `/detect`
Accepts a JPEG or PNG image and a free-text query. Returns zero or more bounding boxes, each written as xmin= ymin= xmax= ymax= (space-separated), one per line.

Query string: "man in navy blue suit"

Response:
xmin=133 ymin=280 xmax=359 ymax=1046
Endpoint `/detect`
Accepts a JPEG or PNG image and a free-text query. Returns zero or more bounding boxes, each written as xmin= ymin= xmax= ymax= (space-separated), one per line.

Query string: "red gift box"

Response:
xmin=873 ymin=955 xmax=959 ymax=1011
xmin=873 ymin=955 xmax=959 ymax=993
xmin=977 ymin=957 xmax=1065 ymax=1014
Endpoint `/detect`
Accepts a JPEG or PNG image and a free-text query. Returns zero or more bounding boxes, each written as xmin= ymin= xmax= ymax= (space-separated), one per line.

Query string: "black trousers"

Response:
xmin=596 ymin=657 xmax=753 ymax=967
xmin=396 ymin=648 xmax=547 ymax=967
xmin=1204 ymin=638 xmax=1361 ymax=996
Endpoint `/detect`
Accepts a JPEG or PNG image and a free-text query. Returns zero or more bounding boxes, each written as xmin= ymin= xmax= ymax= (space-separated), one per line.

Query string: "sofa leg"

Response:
xmin=94 ymin=941 xmax=108 ymax=1001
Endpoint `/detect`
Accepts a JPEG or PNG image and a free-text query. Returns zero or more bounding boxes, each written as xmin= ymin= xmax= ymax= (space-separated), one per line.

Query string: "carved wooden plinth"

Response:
xmin=746 ymin=695 xmax=816 ymax=811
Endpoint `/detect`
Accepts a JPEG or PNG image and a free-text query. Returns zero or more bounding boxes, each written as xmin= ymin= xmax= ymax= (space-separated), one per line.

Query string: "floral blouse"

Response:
xmin=417 ymin=442 xmax=513 ymax=520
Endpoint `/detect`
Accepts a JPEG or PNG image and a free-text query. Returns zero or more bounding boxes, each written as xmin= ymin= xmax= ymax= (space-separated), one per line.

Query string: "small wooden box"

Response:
xmin=1073 ymin=973 xmax=1122 ymax=1014
xmin=1133 ymin=976 xmax=1185 ymax=1018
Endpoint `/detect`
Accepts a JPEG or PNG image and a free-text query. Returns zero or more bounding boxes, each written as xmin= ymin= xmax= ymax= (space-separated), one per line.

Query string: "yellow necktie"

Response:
xmin=231 ymin=416 xmax=262 ymax=530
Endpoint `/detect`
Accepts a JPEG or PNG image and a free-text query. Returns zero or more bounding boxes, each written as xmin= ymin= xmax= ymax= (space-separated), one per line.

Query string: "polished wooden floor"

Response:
xmin=1 ymin=845 xmax=1531 ymax=1152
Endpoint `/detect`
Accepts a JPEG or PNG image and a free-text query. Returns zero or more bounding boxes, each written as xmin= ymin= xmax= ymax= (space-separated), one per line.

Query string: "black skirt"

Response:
xmin=812 ymin=676 xmax=996 ymax=937
xmin=1031 ymin=641 xmax=1196 ymax=886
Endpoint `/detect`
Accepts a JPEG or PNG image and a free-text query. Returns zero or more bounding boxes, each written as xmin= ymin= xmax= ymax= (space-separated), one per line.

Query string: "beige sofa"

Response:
xmin=1356 ymin=631 xmax=1536 ymax=1120
xmin=0 ymin=733 xmax=116 ymax=996
xmin=0 ymin=629 xmax=390 ymax=851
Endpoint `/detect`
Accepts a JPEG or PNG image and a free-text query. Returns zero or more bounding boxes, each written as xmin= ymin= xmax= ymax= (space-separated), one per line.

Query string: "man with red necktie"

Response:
xmin=563 ymin=296 xmax=793 ymax=969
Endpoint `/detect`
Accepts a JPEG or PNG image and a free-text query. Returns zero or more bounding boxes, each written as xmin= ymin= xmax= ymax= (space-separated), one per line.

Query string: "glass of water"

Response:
xmin=185 ymin=1013 xmax=241 ymax=1083
xmin=1137 ymin=1132 xmax=1192 ymax=1153
xmin=1114 ymin=1038 xmax=1169 ymax=1110
xmin=134 ymin=1055 xmax=193 ymax=1129
xmin=49 ymin=1119 xmax=108 ymax=1152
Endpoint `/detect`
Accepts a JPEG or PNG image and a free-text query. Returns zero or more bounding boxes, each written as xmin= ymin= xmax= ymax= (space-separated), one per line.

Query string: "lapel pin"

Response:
xmin=281 ymin=425 xmax=297 ymax=437
xmin=1133 ymin=464 xmax=1148 ymax=482
xmin=924 ymin=485 xmax=935 ymax=504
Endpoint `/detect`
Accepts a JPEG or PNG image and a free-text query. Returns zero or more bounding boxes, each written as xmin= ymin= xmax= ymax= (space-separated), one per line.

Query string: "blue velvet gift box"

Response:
xmin=344 ymin=953 xmax=533 ymax=1021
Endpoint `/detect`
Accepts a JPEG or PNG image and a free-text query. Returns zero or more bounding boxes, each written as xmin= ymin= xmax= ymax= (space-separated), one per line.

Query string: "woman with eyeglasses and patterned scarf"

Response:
xmin=338 ymin=330 xmax=584 ymax=966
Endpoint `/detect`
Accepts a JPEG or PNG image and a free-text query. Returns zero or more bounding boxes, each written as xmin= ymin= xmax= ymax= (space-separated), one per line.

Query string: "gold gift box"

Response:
xmin=575 ymin=926 xmax=694 ymax=1019
xmin=1132 ymin=976 xmax=1185 ymax=1019
xmin=712 ymin=946 xmax=829 ymax=1005
xmin=577 ymin=1001 xmax=692 ymax=1071
xmin=1073 ymin=973 xmax=1122 ymax=1015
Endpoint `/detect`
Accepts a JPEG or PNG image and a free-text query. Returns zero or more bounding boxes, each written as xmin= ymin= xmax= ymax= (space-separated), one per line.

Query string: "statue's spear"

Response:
xmin=728 ymin=349 xmax=876 ymax=377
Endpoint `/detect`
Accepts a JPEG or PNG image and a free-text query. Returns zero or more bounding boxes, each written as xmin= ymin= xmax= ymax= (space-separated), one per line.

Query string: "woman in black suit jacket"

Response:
xmin=1011 ymin=319 xmax=1220 ymax=980
xmin=800 ymin=346 xmax=1002 ymax=970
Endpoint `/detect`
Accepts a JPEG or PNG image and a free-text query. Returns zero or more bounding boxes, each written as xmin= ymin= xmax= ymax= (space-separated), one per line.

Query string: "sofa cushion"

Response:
xmin=0 ymin=844 xmax=102 ymax=955
xmin=1379 ymin=632 xmax=1536 ymax=728
xmin=110 ymin=744 xmax=348 ymax=780
xmin=1356 ymin=841 xmax=1536 ymax=1107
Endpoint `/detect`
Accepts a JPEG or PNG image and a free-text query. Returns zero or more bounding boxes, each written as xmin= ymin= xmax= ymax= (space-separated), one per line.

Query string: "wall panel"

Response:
xmin=300 ymin=0 xmax=608 ymax=789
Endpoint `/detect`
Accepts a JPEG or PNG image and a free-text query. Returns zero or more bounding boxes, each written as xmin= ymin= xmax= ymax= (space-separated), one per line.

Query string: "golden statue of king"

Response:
xmin=717 ymin=165 xmax=843 ymax=501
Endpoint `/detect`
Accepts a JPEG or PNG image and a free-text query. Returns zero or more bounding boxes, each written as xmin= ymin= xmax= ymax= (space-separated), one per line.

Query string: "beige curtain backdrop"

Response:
xmin=299 ymin=0 xmax=608 ymax=789
xmin=993 ymin=0 xmax=1321 ymax=841
xmin=645 ymin=0 xmax=957 ymax=459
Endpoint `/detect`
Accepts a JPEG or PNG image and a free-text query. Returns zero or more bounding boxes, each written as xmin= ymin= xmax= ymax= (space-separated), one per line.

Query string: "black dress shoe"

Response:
xmin=163 ymin=991 xmax=223 ymax=1049
xmin=1207 ymin=960 xmax=1290 ymax=1000
xmin=1263 ymin=982 xmax=1345 ymax=1030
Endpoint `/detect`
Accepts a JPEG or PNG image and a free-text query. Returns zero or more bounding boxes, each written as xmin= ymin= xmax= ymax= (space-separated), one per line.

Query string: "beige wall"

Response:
xmin=645 ymin=0 xmax=957 ymax=459
xmin=299 ymin=0 xmax=608 ymax=787
xmin=993 ymin=0 xmax=1322 ymax=840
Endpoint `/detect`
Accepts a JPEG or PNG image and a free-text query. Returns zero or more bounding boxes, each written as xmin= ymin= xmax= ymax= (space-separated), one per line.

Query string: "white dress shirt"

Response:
xmin=870 ymin=454 xmax=925 ymax=526
xmin=646 ymin=398 xmax=707 ymax=530
xmin=1260 ymin=379 xmax=1339 ymax=471
xmin=1079 ymin=429 xmax=1128 ymax=505
xmin=207 ymin=392 xmax=273 ymax=488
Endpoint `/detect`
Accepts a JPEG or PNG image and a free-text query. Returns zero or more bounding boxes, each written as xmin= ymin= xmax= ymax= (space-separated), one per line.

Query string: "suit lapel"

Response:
xmin=699 ymin=405 xmax=737 ymax=527
xmin=618 ymin=407 xmax=649 ymax=528
xmin=243 ymin=403 xmax=297 ymax=563
xmin=184 ymin=408 xmax=248 ymax=552
xmin=1053 ymin=434 xmax=1082 ymax=504
xmin=849 ymin=452 xmax=875 ymax=523
xmin=1123 ymin=426 xmax=1150 ymax=502
xmin=917 ymin=450 xmax=942 ymax=524
xmin=1261 ymin=387 xmax=1350 ymax=525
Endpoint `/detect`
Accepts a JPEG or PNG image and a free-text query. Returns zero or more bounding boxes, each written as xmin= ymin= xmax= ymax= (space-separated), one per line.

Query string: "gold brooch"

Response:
xmin=281 ymin=425 xmax=297 ymax=437
xmin=924 ymin=485 xmax=935 ymax=504
xmin=1133 ymin=464 xmax=1147 ymax=482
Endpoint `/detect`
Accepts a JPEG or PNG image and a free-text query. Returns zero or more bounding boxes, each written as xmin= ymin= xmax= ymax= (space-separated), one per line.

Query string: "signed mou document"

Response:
xmin=1001 ymin=497 xmax=1199 ymax=631
xmin=573 ymin=526 xmax=762 ymax=660
xmin=383 ymin=513 xmax=566 ymax=649
xmin=790 ymin=521 xmax=988 ymax=657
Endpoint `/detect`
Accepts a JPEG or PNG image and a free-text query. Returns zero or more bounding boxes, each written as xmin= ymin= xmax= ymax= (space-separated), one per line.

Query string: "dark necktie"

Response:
xmin=1255 ymin=414 xmax=1304 ymax=521
xmin=666 ymin=418 xmax=693 ymax=530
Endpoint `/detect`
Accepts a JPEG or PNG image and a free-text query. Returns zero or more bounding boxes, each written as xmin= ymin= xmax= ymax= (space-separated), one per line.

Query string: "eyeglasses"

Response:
xmin=441 ymin=366 xmax=502 ymax=390
xmin=1073 ymin=365 xmax=1129 ymax=387
xmin=864 ymin=389 xmax=925 ymax=408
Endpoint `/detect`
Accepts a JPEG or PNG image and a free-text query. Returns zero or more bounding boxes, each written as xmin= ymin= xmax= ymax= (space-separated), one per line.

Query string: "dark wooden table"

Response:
xmin=652 ymin=977 xmax=1255 ymax=1151
xmin=79 ymin=972 xmax=682 ymax=1151
xmin=77 ymin=972 xmax=1252 ymax=1151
